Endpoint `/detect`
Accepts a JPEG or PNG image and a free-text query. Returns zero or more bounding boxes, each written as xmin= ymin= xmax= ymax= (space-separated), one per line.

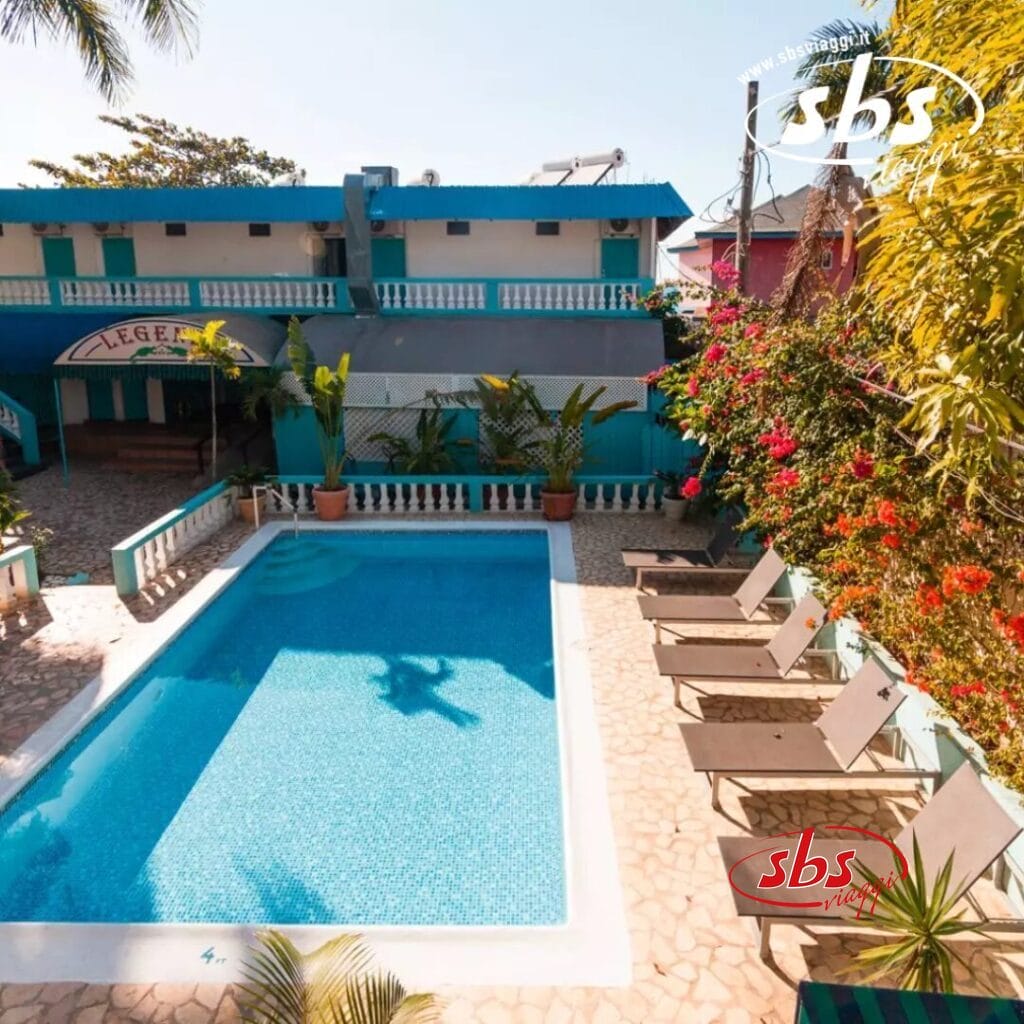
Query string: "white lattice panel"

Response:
xmin=345 ymin=408 xmax=422 ymax=463
xmin=478 ymin=412 xmax=582 ymax=467
xmin=279 ymin=372 xmax=647 ymax=412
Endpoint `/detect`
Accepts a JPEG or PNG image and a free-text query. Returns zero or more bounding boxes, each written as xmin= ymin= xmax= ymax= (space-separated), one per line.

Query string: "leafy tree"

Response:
xmin=181 ymin=320 xmax=242 ymax=481
xmin=858 ymin=0 xmax=1024 ymax=485
xmin=1 ymin=1 xmax=198 ymax=103
xmin=29 ymin=114 xmax=299 ymax=187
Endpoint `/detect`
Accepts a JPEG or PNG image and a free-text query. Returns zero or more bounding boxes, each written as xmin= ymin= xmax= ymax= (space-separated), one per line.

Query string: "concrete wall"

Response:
xmin=404 ymin=220 xmax=609 ymax=278
xmin=0 ymin=225 xmax=44 ymax=275
xmin=132 ymin=223 xmax=323 ymax=276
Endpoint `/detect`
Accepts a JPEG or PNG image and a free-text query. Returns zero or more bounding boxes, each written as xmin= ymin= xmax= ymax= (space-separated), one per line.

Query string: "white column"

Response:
xmin=111 ymin=379 xmax=126 ymax=422
xmin=146 ymin=378 xmax=166 ymax=424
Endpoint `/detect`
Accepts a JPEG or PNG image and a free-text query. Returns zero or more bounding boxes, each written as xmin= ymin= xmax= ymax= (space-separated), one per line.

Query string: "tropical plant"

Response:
xmin=855 ymin=0 xmax=1024 ymax=485
xmin=30 ymin=114 xmax=299 ymax=187
xmin=0 ymin=470 xmax=30 ymax=554
xmin=242 ymin=367 xmax=296 ymax=423
xmin=2 ymin=5 xmax=198 ymax=103
xmin=286 ymin=316 xmax=350 ymax=492
xmin=240 ymin=929 xmax=439 ymax=1024
xmin=849 ymin=839 xmax=981 ymax=993
xmin=779 ymin=19 xmax=888 ymax=132
xmin=654 ymin=470 xmax=684 ymax=498
xmin=368 ymin=407 xmax=471 ymax=474
xmin=226 ymin=465 xmax=269 ymax=498
xmin=536 ymin=384 xmax=636 ymax=493
xmin=474 ymin=373 xmax=545 ymax=474
xmin=181 ymin=319 xmax=242 ymax=482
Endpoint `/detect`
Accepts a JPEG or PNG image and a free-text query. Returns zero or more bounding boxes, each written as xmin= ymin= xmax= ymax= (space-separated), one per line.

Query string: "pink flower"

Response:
xmin=681 ymin=476 xmax=702 ymax=500
xmin=686 ymin=376 xmax=700 ymax=398
xmin=708 ymin=305 xmax=741 ymax=328
xmin=739 ymin=368 xmax=766 ymax=387
xmin=705 ymin=342 xmax=728 ymax=364
xmin=767 ymin=468 xmax=800 ymax=493
xmin=711 ymin=260 xmax=740 ymax=287
xmin=849 ymin=451 xmax=874 ymax=479
xmin=640 ymin=364 xmax=671 ymax=386
xmin=744 ymin=322 xmax=764 ymax=340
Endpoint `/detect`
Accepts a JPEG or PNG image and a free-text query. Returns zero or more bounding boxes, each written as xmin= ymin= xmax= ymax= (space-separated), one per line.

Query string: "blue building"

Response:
xmin=0 ymin=164 xmax=692 ymax=477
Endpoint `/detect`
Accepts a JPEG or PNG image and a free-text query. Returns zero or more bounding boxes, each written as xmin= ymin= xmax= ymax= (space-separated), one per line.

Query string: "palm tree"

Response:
xmin=780 ymin=19 xmax=890 ymax=135
xmin=240 ymin=930 xmax=440 ymax=1024
xmin=181 ymin=319 xmax=242 ymax=482
xmin=0 ymin=0 xmax=198 ymax=102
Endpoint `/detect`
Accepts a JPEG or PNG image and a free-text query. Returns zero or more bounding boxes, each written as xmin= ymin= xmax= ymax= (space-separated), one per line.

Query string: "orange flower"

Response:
xmin=876 ymin=499 xmax=901 ymax=528
xmin=915 ymin=584 xmax=943 ymax=615
xmin=941 ymin=564 xmax=993 ymax=598
xmin=880 ymin=532 xmax=901 ymax=550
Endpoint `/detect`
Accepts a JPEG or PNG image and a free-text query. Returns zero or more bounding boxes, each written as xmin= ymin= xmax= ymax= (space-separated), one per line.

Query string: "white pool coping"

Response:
xmin=0 ymin=521 xmax=631 ymax=988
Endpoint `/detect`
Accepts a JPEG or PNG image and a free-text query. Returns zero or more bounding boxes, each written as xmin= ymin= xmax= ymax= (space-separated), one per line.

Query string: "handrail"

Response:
xmin=0 ymin=389 xmax=41 ymax=465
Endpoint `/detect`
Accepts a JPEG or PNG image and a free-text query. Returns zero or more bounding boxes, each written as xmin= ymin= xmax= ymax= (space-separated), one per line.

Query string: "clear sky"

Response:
xmin=1 ymin=0 xmax=882 ymax=250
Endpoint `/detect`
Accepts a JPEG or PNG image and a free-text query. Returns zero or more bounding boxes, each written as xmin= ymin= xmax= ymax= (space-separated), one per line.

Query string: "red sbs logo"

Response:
xmin=727 ymin=825 xmax=909 ymax=918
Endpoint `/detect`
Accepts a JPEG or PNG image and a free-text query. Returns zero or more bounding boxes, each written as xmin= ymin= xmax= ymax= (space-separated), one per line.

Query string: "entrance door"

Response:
xmin=163 ymin=379 xmax=210 ymax=428
xmin=86 ymin=379 xmax=115 ymax=421
xmin=42 ymin=237 xmax=76 ymax=277
xmin=122 ymin=378 xmax=149 ymax=421
xmin=102 ymin=237 xmax=137 ymax=277
xmin=600 ymin=237 xmax=640 ymax=279
xmin=314 ymin=238 xmax=347 ymax=277
xmin=371 ymin=237 xmax=407 ymax=278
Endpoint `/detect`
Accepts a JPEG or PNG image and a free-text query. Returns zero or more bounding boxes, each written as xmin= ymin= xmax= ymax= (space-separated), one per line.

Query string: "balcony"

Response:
xmin=0 ymin=275 xmax=653 ymax=317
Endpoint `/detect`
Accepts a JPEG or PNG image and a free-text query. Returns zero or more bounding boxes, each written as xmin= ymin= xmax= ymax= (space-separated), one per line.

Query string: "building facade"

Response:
xmin=0 ymin=168 xmax=692 ymax=478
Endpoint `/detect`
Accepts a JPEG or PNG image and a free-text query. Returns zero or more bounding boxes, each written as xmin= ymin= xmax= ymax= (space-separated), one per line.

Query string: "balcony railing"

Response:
xmin=0 ymin=275 xmax=653 ymax=317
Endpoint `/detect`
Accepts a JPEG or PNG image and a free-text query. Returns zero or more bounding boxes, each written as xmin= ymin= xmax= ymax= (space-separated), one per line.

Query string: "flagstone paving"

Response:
xmin=2 ymin=480 xmax=1024 ymax=1022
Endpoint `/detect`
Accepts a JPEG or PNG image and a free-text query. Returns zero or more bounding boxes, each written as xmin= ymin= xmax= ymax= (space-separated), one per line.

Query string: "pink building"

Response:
xmin=668 ymin=185 xmax=857 ymax=306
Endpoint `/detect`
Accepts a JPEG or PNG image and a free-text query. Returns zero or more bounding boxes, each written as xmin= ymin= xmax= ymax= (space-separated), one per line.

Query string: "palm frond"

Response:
xmin=121 ymin=0 xmax=197 ymax=55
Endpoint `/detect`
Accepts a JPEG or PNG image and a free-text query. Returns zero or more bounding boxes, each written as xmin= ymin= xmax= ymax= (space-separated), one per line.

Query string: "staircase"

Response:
xmin=62 ymin=423 xmax=225 ymax=475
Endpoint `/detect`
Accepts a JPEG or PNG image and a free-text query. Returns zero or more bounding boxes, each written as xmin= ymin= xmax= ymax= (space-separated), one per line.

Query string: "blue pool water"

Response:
xmin=0 ymin=531 xmax=566 ymax=926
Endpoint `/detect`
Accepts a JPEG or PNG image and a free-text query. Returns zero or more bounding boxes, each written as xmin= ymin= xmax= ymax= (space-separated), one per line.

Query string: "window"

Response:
xmin=0 ymin=224 xmax=4 ymax=236
xmin=165 ymin=222 xmax=187 ymax=237
xmin=535 ymin=221 xmax=560 ymax=236
xmin=249 ymin=223 xmax=272 ymax=237
xmin=819 ymin=248 xmax=834 ymax=270
xmin=446 ymin=221 xmax=470 ymax=236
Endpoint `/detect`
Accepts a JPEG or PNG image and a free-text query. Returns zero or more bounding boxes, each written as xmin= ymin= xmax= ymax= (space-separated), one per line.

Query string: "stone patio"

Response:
xmin=2 ymin=470 xmax=1024 ymax=1023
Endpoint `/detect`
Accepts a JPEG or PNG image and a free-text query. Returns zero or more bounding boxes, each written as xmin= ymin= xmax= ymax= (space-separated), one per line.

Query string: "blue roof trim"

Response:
xmin=368 ymin=183 xmax=692 ymax=222
xmin=0 ymin=187 xmax=346 ymax=223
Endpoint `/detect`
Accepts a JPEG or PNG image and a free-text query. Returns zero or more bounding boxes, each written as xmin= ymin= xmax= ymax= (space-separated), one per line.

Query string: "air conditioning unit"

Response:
xmin=369 ymin=220 xmax=403 ymax=237
xmin=92 ymin=221 xmax=125 ymax=236
xmin=309 ymin=221 xmax=331 ymax=234
xmin=604 ymin=218 xmax=637 ymax=237
xmin=31 ymin=222 xmax=53 ymax=236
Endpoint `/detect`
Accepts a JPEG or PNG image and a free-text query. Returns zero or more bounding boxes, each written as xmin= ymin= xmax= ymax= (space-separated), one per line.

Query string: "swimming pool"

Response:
xmin=0 ymin=530 xmax=565 ymax=926
xmin=0 ymin=521 xmax=628 ymax=987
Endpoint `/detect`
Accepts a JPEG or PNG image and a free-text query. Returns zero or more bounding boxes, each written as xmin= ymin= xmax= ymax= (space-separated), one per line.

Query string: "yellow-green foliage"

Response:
xmin=860 ymin=0 xmax=1024 ymax=484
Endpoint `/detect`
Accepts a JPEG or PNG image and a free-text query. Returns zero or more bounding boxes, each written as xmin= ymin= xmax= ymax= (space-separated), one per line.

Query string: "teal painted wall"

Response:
xmin=274 ymin=402 xmax=700 ymax=478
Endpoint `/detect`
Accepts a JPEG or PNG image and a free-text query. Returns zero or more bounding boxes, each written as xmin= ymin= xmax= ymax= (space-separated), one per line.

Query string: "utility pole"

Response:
xmin=736 ymin=80 xmax=758 ymax=295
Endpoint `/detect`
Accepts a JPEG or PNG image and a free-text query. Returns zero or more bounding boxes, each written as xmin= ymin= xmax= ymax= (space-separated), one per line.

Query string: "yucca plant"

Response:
xmin=849 ymin=838 xmax=983 ymax=993
xmin=239 ymin=930 xmax=440 ymax=1024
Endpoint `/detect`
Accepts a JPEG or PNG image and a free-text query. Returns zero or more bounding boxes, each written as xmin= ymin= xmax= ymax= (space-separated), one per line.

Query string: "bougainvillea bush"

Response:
xmin=656 ymin=262 xmax=1024 ymax=791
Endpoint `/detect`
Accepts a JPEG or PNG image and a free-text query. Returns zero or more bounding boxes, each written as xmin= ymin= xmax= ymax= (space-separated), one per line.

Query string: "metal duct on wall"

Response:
xmin=343 ymin=174 xmax=379 ymax=315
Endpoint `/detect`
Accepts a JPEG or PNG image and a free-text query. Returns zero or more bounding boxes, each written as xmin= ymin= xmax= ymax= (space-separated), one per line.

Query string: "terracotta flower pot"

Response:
xmin=237 ymin=495 xmax=265 ymax=524
xmin=313 ymin=485 xmax=350 ymax=521
xmin=541 ymin=490 xmax=577 ymax=521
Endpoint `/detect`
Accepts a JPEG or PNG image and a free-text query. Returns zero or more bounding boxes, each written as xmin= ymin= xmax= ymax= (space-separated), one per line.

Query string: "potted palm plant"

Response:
xmin=475 ymin=372 xmax=544 ymax=510
xmin=286 ymin=316 xmax=352 ymax=521
xmin=227 ymin=465 xmax=270 ymax=523
xmin=655 ymin=470 xmax=688 ymax=521
xmin=536 ymin=384 xmax=636 ymax=521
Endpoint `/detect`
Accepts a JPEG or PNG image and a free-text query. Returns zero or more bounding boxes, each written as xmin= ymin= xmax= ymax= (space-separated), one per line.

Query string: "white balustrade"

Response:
xmin=113 ymin=486 xmax=236 ymax=596
xmin=0 ymin=401 xmax=22 ymax=443
xmin=200 ymin=278 xmax=337 ymax=310
xmin=0 ymin=546 xmax=40 ymax=610
xmin=376 ymin=281 xmax=485 ymax=312
xmin=59 ymin=279 xmax=190 ymax=308
xmin=0 ymin=278 xmax=51 ymax=306
xmin=499 ymin=280 xmax=640 ymax=312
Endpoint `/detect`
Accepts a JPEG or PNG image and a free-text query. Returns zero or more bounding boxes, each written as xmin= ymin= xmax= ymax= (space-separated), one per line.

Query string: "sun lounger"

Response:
xmin=717 ymin=763 xmax=1023 ymax=959
xmin=637 ymin=548 xmax=789 ymax=640
xmin=621 ymin=508 xmax=745 ymax=590
xmin=681 ymin=659 xmax=939 ymax=808
xmin=653 ymin=593 xmax=829 ymax=706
